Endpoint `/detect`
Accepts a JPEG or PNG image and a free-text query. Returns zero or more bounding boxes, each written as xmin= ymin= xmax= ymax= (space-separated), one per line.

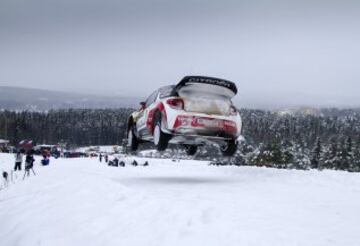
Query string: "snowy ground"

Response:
xmin=1 ymin=153 xmax=360 ymax=246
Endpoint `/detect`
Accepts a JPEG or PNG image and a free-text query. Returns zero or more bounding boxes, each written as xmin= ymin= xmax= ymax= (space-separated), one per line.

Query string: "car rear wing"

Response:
xmin=175 ymin=76 xmax=238 ymax=98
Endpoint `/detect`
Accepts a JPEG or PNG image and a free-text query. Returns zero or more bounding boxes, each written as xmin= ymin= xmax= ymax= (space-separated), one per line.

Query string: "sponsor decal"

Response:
xmin=187 ymin=77 xmax=232 ymax=89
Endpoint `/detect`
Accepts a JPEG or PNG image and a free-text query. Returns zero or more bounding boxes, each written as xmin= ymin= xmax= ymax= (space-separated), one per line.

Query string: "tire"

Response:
xmin=220 ymin=140 xmax=238 ymax=157
xmin=153 ymin=112 xmax=171 ymax=151
xmin=127 ymin=125 xmax=139 ymax=152
xmin=184 ymin=145 xmax=198 ymax=156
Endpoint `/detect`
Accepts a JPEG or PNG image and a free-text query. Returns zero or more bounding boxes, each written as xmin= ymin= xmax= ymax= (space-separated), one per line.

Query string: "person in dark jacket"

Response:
xmin=2 ymin=171 xmax=9 ymax=188
xmin=105 ymin=154 xmax=108 ymax=163
xmin=2 ymin=171 xmax=8 ymax=182
xmin=99 ymin=153 xmax=103 ymax=162
xmin=23 ymin=150 xmax=36 ymax=179
xmin=113 ymin=157 xmax=119 ymax=167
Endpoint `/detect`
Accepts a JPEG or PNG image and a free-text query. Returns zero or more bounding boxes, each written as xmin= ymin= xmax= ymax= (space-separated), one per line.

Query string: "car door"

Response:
xmin=137 ymin=90 xmax=159 ymax=137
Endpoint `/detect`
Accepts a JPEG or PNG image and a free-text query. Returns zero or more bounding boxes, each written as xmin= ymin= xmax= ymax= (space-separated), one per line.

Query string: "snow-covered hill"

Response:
xmin=0 ymin=153 xmax=359 ymax=246
xmin=0 ymin=86 xmax=140 ymax=110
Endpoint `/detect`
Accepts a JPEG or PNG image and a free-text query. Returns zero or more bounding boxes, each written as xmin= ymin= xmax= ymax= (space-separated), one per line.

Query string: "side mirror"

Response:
xmin=140 ymin=102 xmax=146 ymax=110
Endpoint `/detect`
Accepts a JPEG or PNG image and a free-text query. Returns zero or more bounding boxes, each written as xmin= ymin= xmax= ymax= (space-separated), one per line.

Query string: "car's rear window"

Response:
xmin=159 ymin=85 xmax=177 ymax=98
xmin=183 ymin=97 xmax=231 ymax=115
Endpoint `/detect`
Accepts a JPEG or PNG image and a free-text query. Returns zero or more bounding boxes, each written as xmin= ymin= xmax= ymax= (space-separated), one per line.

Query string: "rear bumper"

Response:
xmin=166 ymin=114 xmax=239 ymax=140
xmin=168 ymin=133 xmax=233 ymax=145
xmin=173 ymin=128 xmax=236 ymax=139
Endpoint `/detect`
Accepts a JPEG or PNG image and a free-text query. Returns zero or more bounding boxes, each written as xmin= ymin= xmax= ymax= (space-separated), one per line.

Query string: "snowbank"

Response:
xmin=1 ymin=153 xmax=359 ymax=246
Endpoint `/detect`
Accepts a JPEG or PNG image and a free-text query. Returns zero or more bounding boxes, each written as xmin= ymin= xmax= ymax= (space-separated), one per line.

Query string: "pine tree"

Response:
xmin=323 ymin=138 xmax=339 ymax=170
xmin=281 ymin=141 xmax=293 ymax=168
xmin=292 ymin=142 xmax=311 ymax=170
xmin=337 ymin=137 xmax=353 ymax=171
xmin=352 ymin=139 xmax=360 ymax=172
xmin=336 ymin=140 xmax=345 ymax=170
xmin=311 ymin=138 xmax=322 ymax=169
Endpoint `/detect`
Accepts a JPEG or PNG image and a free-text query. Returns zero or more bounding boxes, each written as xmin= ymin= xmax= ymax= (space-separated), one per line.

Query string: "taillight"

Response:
xmin=167 ymin=98 xmax=184 ymax=110
xmin=230 ymin=105 xmax=238 ymax=116
xmin=173 ymin=115 xmax=192 ymax=128
xmin=223 ymin=120 xmax=237 ymax=134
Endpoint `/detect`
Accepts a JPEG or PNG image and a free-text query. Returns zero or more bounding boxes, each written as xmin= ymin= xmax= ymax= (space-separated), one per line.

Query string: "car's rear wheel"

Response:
xmin=128 ymin=125 xmax=139 ymax=152
xmin=220 ymin=140 xmax=238 ymax=156
xmin=184 ymin=145 xmax=198 ymax=156
xmin=153 ymin=112 xmax=171 ymax=151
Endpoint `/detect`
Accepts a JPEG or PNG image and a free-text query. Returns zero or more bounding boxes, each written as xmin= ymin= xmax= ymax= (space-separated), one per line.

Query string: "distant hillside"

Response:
xmin=1 ymin=86 xmax=359 ymax=113
xmin=0 ymin=86 xmax=141 ymax=110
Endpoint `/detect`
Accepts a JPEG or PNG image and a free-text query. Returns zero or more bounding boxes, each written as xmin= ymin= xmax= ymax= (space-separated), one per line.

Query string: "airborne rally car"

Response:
xmin=127 ymin=76 xmax=242 ymax=156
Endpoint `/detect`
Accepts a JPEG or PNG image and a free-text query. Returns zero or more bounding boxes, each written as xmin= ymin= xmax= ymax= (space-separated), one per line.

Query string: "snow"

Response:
xmin=75 ymin=145 xmax=121 ymax=154
xmin=1 ymin=153 xmax=360 ymax=246
xmin=0 ymin=139 xmax=9 ymax=145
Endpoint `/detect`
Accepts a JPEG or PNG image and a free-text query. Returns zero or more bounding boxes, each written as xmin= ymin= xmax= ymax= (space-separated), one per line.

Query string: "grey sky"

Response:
xmin=1 ymin=0 xmax=360 ymax=108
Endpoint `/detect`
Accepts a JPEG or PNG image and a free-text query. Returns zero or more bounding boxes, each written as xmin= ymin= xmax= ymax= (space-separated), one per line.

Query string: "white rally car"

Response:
xmin=127 ymin=76 xmax=243 ymax=156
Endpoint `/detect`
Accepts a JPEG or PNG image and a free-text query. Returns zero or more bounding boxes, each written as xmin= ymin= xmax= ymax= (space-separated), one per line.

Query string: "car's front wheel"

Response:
xmin=127 ymin=125 xmax=139 ymax=152
xmin=153 ymin=112 xmax=171 ymax=151
xmin=220 ymin=140 xmax=238 ymax=156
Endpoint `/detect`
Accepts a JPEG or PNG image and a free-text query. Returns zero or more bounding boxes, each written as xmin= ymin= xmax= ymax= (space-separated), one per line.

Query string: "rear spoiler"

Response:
xmin=175 ymin=76 xmax=238 ymax=95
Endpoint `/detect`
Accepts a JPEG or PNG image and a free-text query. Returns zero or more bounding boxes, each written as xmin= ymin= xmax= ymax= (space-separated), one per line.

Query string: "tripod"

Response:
xmin=23 ymin=166 xmax=36 ymax=180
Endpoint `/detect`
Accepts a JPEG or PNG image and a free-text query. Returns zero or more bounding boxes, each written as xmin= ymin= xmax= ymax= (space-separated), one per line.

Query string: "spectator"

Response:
xmin=14 ymin=150 xmax=24 ymax=171
xmin=53 ymin=149 xmax=60 ymax=159
xmin=2 ymin=171 xmax=8 ymax=182
xmin=24 ymin=150 xmax=36 ymax=178
xmin=2 ymin=171 xmax=9 ymax=188
xmin=41 ymin=155 xmax=50 ymax=166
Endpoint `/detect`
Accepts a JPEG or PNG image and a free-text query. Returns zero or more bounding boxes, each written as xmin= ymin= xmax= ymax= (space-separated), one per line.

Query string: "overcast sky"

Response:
xmin=0 ymin=0 xmax=359 ymax=108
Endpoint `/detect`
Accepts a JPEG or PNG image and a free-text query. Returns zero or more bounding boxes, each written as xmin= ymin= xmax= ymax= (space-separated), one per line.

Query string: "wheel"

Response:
xmin=184 ymin=145 xmax=198 ymax=156
xmin=153 ymin=112 xmax=171 ymax=151
xmin=220 ymin=140 xmax=238 ymax=156
xmin=127 ymin=125 xmax=139 ymax=151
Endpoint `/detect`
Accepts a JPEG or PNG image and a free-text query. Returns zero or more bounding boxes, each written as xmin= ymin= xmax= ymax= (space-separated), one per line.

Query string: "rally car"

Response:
xmin=127 ymin=76 xmax=243 ymax=156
